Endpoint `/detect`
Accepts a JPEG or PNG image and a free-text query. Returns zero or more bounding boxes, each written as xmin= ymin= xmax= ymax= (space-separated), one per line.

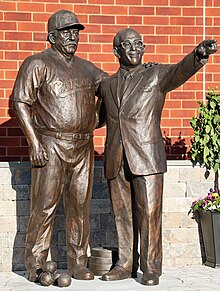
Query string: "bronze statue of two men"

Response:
xmin=12 ymin=9 xmax=217 ymax=286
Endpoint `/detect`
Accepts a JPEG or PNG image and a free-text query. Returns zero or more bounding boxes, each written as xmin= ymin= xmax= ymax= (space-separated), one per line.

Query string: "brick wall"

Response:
xmin=0 ymin=0 xmax=220 ymax=161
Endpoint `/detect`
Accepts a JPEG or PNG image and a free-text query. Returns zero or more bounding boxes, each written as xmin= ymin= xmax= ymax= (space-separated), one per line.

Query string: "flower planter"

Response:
xmin=199 ymin=210 xmax=220 ymax=268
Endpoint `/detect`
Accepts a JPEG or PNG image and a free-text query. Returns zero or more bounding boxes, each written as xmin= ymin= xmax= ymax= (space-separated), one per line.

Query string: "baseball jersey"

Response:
xmin=12 ymin=48 xmax=107 ymax=133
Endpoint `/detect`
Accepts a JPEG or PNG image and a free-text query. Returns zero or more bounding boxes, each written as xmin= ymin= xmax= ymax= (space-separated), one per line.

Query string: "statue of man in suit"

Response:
xmin=98 ymin=28 xmax=217 ymax=285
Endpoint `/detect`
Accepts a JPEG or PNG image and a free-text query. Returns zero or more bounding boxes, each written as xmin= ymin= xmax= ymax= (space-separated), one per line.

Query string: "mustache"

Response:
xmin=64 ymin=42 xmax=77 ymax=46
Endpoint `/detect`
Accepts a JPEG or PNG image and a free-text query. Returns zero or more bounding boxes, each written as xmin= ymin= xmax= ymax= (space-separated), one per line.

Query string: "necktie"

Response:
xmin=120 ymin=72 xmax=132 ymax=100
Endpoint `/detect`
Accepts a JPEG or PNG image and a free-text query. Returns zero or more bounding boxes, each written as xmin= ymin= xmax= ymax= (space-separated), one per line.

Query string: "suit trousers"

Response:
xmin=25 ymin=134 xmax=94 ymax=274
xmin=108 ymin=154 xmax=163 ymax=275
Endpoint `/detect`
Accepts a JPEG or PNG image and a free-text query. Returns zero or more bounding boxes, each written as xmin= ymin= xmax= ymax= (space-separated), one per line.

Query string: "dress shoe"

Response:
xmin=141 ymin=271 xmax=159 ymax=286
xmin=101 ymin=265 xmax=131 ymax=281
xmin=72 ymin=266 xmax=94 ymax=280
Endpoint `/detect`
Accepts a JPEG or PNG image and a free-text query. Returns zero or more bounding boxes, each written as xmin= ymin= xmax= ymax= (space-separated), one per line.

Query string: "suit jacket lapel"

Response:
xmin=121 ymin=68 xmax=144 ymax=108
xmin=110 ymin=66 xmax=145 ymax=109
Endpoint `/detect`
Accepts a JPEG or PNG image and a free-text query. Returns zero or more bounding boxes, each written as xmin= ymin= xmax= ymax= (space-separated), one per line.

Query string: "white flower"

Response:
xmin=208 ymin=205 xmax=217 ymax=210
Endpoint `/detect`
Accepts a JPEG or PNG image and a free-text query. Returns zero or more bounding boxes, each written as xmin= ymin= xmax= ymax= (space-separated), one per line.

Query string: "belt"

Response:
xmin=37 ymin=129 xmax=93 ymax=141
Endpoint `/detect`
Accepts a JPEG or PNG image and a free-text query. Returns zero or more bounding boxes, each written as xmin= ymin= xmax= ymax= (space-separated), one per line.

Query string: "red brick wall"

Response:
xmin=0 ymin=0 xmax=219 ymax=161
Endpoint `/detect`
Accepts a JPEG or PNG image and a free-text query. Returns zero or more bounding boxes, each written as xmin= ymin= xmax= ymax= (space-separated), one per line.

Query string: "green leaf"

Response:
xmin=212 ymin=134 xmax=217 ymax=145
xmin=210 ymin=100 xmax=216 ymax=109
xmin=204 ymin=134 xmax=210 ymax=143
xmin=214 ymin=162 xmax=220 ymax=173
xmin=203 ymin=146 xmax=209 ymax=163
xmin=205 ymin=125 xmax=211 ymax=133
xmin=214 ymin=115 xmax=220 ymax=124
xmin=195 ymin=135 xmax=200 ymax=142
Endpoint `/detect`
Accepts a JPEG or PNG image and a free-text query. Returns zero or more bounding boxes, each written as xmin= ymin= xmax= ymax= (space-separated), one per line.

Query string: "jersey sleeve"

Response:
xmin=11 ymin=56 xmax=45 ymax=105
xmin=88 ymin=63 xmax=109 ymax=94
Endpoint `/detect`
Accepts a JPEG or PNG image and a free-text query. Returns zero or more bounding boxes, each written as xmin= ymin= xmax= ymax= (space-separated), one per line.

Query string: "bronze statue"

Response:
xmin=98 ymin=28 xmax=217 ymax=285
xmin=11 ymin=9 xmax=107 ymax=282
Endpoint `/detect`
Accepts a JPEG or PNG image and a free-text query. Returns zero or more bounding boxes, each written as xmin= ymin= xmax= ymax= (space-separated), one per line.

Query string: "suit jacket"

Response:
xmin=99 ymin=50 xmax=206 ymax=180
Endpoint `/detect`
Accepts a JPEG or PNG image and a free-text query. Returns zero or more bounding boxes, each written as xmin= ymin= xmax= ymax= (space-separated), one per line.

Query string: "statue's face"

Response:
xmin=116 ymin=30 xmax=144 ymax=67
xmin=54 ymin=27 xmax=79 ymax=58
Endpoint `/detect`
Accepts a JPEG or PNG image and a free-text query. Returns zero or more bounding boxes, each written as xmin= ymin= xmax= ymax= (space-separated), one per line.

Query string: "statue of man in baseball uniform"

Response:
xmin=11 ymin=10 xmax=108 ymax=282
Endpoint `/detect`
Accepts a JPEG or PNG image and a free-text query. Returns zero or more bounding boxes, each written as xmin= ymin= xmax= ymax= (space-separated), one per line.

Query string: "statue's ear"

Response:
xmin=141 ymin=44 xmax=145 ymax=55
xmin=114 ymin=47 xmax=120 ymax=58
xmin=48 ymin=32 xmax=56 ymax=44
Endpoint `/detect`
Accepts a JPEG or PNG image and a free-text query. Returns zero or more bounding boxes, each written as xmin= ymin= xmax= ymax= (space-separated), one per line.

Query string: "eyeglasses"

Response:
xmin=118 ymin=39 xmax=144 ymax=50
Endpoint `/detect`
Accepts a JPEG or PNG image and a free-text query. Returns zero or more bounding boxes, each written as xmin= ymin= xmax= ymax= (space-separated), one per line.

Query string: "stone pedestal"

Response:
xmin=0 ymin=161 xmax=215 ymax=271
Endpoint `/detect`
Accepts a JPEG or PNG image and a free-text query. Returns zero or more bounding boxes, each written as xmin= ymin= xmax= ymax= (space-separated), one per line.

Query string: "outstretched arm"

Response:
xmin=13 ymin=102 xmax=48 ymax=167
xmin=159 ymin=39 xmax=218 ymax=93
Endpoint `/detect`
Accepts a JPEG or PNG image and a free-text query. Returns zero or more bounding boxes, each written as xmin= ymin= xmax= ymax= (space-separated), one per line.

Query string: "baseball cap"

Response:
xmin=48 ymin=10 xmax=85 ymax=32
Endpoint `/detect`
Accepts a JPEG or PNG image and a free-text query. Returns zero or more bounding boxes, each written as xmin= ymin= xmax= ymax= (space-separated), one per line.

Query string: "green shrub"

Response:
xmin=190 ymin=89 xmax=220 ymax=191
